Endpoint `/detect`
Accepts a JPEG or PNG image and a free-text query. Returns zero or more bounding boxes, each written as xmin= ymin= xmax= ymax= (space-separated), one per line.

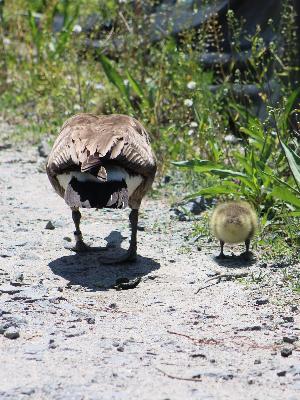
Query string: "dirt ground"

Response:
xmin=0 ymin=122 xmax=300 ymax=400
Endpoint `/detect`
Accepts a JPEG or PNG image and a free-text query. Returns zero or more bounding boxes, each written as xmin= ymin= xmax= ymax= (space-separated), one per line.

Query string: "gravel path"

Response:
xmin=0 ymin=127 xmax=300 ymax=400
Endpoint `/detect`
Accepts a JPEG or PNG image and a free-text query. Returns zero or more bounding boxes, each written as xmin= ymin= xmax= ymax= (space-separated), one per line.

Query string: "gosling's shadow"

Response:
xmin=213 ymin=252 xmax=256 ymax=268
xmin=49 ymin=230 xmax=160 ymax=291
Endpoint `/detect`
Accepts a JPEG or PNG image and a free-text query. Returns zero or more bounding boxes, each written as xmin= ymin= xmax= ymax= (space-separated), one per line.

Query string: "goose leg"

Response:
xmin=67 ymin=209 xmax=108 ymax=253
xmin=100 ymin=209 xmax=138 ymax=264
xmin=216 ymin=240 xmax=227 ymax=259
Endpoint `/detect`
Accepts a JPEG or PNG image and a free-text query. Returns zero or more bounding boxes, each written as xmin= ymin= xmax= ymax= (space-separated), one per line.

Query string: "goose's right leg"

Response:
xmin=67 ymin=208 xmax=108 ymax=253
xmin=70 ymin=208 xmax=90 ymax=252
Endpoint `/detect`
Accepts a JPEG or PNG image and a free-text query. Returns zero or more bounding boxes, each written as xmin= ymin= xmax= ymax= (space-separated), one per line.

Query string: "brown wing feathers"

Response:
xmin=47 ymin=114 xmax=156 ymax=179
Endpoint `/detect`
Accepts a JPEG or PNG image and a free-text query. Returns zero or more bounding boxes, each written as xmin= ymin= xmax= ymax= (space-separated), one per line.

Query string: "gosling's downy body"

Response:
xmin=210 ymin=201 xmax=258 ymax=258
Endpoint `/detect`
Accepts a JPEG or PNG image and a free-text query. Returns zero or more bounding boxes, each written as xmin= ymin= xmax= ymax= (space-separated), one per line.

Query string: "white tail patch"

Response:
xmin=57 ymin=166 xmax=143 ymax=197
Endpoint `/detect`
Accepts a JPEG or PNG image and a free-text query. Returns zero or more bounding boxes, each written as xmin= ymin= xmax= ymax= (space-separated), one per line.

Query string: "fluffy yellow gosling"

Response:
xmin=210 ymin=201 xmax=258 ymax=259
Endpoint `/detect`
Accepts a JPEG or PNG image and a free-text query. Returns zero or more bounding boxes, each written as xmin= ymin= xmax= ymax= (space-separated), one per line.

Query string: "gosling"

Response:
xmin=210 ymin=201 xmax=258 ymax=259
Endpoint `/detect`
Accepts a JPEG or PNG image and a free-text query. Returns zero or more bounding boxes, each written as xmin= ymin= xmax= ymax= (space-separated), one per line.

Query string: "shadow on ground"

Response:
xmin=48 ymin=231 xmax=160 ymax=291
xmin=213 ymin=252 xmax=256 ymax=268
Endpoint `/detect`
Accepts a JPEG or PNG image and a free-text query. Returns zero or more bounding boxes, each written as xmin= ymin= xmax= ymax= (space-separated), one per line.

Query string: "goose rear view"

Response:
xmin=46 ymin=113 xmax=157 ymax=263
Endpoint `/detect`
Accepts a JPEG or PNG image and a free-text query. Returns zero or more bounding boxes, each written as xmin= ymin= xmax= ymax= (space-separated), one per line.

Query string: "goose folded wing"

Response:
xmin=47 ymin=115 xmax=157 ymax=178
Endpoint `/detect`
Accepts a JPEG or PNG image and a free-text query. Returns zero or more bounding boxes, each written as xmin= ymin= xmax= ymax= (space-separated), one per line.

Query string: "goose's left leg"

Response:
xmin=101 ymin=209 xmax=138 ymax=264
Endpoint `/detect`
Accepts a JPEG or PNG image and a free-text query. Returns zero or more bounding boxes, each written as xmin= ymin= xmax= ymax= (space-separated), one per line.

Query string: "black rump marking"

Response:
xmin=64 ymin=177 xmax=128 ymax=209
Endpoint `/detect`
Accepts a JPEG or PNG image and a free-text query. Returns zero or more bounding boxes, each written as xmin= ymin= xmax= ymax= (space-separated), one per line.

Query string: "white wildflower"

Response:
xmin=3 ymin=37 xmax=11 ymax=46
xmin=145 ymin=77 xmax=152 ymax=84
xmin=94 ymin=83 xmax=104 ymax=90
xmin=72 ymin=24 xmax=82 ymax=34
xmin=73 ymin=104 xmax=81 ymax=111
xmin=184 ymin=99 xmax=193 ymax=107
xmin=123 ymin=79 xmax=129 ymax=86
xmin=224 ymin=134 xmax=240 ymax=143
xmin=190 ymin=121 xmax=198 ymax=128
xmin=49 ymin=42 xmax=55 ymax=52
xmin=188 ymin=129 xmax=194 ymax=136
xmin=187 ymin=81 xmax=196 ymax=90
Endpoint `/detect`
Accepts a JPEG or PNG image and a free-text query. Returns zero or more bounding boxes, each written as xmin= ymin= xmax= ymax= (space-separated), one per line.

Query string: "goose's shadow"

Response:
xmin=48 ymin=231 xmax=160 ymax=291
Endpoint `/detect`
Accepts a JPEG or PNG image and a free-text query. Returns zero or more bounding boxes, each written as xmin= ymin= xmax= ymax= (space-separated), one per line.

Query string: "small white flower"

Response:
xmin=3 ymin=37 xmax=11 ymax=46
xmin=184 ymin=99 xmax=193 ymax=107
xmin=49 ymin=42 xmax=55 ymax=52
xmin=188 ymin=129 xmax=194 ymax=136
xmin=145 ymin=77 xmax=152 ymax=84
xmin=187 ymin=81 xmax=196 ymax=90
xmin=190 ymin=121 xmax=198 ymax=128
xmin=94 ymin=83 xmax=104 ymax=90
xmin=123 ymin=79 xmax=129 ymax=86
xmin=72 ymin=24 xmax=82 ymax=34
xmin=224 ymin=134 xmax=237 ymax=143
xmin=73 ymin=104 xmax=81 ymax=111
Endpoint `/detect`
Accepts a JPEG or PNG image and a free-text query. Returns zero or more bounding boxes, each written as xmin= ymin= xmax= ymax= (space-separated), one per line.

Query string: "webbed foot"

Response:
xmin=65 ymin=240 xmax=107 ymax=253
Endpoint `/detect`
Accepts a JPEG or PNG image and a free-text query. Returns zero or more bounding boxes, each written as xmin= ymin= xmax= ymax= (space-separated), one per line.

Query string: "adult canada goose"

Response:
xmin=46 ymin=113 xmax=157 ymax=263
xmin=210 ymin=201 xmax=258 ymax=259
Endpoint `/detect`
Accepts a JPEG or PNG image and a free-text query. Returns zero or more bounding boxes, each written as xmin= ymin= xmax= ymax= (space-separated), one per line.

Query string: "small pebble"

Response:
xmin=4 ymin=327 xmax=20 ymax=339
xmin=256 ymin=298 xmax=269 ymax=305
xmin=283 ymin=336 xmax=298 ymax=344
xmin=281 ymin=348 xmax=292 ymax=357
xmin=277 ymin=370 xmax=286 ymax=377
xmin=45 ymin=221 xmax=55 ymax=230
xmin=282 ymin=316 xmax=294 ymax=323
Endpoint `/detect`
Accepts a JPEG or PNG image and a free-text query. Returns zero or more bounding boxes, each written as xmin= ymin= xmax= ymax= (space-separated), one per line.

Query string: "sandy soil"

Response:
xmin=0 ymin=125 xmax=300 ymax=400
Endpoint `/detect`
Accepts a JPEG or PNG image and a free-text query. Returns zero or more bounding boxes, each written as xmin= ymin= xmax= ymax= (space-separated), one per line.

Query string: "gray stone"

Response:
xmin=37 ymin=138 xmax=51 ymax=158
xmin=0 ymin=284 xmax=22 ymax=295
xmin=281 ymin=348 xmax=293 ymax=357
xmin=45 ymin=221 xmax=55 ymax=230
xmin=256 ymin=298 xmax=269 ymax=305
xmin=277 ymin=370 xmax=287 ymax=377
xmin=283 ymin=316 xmax=294 ymax=323
xmin=4 ymin=327 xmax=20 ymax=339
xmin=283 ymin=335 xmax=298 ymax=344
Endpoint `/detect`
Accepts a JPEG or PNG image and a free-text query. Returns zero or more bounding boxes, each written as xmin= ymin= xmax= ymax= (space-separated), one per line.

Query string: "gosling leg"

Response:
xmin=216 ymin=240 xmax=227 ymax=259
